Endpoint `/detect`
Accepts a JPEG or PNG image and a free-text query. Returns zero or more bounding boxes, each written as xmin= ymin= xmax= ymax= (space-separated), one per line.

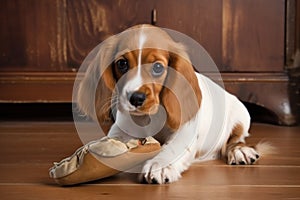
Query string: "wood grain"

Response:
xmin=0 ymin=122 xmax=299 ymax=199
xmin=222 ymin=0 xmax=285 ymax=71
xmin=66 ymin=0 xmax=154 ymax=67
xmin=0 ymin=1 xmax=298 ymax=126
xmin=0 ymin=72 xmax=77 ymax=102
xmin=0 ymin=0 xmax=287 ymax=71
xmin=0 ymin=0 xmax=68 ymax=71
xmin=154 ymin=0 xmax=222 ymax=69
xmin=0 ymin=71 xmax=297 ymax=125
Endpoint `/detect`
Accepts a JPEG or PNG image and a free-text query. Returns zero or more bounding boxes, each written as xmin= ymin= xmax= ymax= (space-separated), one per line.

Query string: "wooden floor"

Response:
xmin=0 ymin=121 xmax=299 ymax=200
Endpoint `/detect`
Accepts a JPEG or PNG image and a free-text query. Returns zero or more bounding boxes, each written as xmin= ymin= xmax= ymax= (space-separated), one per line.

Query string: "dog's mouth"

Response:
xmin=114 ymin=105 xmax=166 ymax=139
xmin=129 ymin=105 xmax=159 ymax=116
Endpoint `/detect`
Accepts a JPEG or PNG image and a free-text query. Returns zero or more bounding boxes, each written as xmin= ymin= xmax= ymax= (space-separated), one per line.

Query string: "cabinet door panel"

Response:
xmin=66 ymin=0 xmax=153 ymax=67
xmin=154 ymin=0 xmax=222 ymax=69
xmin=222 ymin=0 xmax=285 ymax=72
xmin=154 ymin=0 xmax=285 ymax=72
xmin=0 ymin=0 xmax=68 ymax=71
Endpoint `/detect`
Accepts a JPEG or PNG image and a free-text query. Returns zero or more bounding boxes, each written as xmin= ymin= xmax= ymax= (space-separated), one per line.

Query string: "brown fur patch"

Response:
xmin=194 ymin=151 xmax=202 ymax=159
xmin=221 ymin=123 xmax=245 ymax=157
xmin=228 ymin=123 xmax=244 ymax=144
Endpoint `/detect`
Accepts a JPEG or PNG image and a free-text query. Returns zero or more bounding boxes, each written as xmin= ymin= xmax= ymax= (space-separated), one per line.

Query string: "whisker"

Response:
xmin=99 ymin=95 xmax=119 ymax=115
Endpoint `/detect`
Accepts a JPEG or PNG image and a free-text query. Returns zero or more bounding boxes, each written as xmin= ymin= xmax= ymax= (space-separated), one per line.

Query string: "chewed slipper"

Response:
xmin=49 ymin=136 xmax=160 ymax=186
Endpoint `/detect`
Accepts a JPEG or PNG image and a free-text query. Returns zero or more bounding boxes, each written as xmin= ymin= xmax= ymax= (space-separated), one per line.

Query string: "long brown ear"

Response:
xmin=77 ymin=36 xmax=117 ymax=134
xmin=161 ymin=43 xmax=202 ymax=130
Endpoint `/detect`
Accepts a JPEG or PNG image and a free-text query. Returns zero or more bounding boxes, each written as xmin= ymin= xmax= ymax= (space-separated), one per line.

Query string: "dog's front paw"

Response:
xmin=139 ymin=160 xmax=181 ymax=184
xmin=227 ymin=145 xmax=260 ymax=165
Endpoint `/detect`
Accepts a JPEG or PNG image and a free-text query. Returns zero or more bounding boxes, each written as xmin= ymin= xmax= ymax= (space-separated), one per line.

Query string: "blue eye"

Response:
xmin=116 ymin=59 xmax=129 ymax=74
xmin=152 ymin=62 xmax=165 ymax=77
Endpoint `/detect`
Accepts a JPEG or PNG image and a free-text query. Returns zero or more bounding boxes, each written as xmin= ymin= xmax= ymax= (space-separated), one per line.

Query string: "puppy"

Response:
xmin=77 ymin=24 xmax=269 ymax=184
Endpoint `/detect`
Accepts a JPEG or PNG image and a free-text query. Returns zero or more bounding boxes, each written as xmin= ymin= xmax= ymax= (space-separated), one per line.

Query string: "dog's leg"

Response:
xmin=222 ymin=123 xmax=260 ymax=165
xmin=140 ymin=118 xmax=199 ymax=184
xmin=140 ymin=141 xmax=197 ymax=184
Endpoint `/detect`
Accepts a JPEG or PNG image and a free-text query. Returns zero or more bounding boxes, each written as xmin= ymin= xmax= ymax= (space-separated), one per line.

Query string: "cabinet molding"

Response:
xmin=0 ymin=72 xmax=77 ymax=103
xmin=1 ymin=71 xmax=296 ymax=125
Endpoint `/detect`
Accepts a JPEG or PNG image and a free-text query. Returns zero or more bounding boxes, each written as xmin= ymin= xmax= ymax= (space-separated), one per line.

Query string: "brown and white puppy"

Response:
xmin=77 ymin=24 xmax=267 ymax=184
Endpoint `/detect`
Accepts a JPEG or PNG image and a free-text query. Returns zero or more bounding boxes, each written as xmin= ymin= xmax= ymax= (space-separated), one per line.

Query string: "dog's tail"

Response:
xmin=255 ymin=141 xmax=276 ymax=157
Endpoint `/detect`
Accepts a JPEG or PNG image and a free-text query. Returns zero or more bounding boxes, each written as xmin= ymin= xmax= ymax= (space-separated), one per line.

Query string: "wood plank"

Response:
xmin=0 ymin=122 xmax=299 ymax=199
xmin=0 ymin=185 xmax=299 ymax=200
xmin=2 ymin=163 xmax=300 ymax=186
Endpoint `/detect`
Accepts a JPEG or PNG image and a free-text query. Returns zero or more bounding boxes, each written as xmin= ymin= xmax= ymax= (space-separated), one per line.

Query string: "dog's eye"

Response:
xmin=116 ymin=59 xmax=129 ymax=74
xmin=152 ymin=62 xmax=165 ymax=77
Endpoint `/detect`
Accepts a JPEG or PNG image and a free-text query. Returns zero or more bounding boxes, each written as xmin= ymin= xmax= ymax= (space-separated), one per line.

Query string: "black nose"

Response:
xmin=129 ymin=92 xmax=146 ymax=107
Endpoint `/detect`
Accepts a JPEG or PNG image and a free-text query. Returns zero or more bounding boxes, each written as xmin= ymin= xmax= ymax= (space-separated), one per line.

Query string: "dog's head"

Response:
xmin=78 ymin=25 xmax=201 ymax=134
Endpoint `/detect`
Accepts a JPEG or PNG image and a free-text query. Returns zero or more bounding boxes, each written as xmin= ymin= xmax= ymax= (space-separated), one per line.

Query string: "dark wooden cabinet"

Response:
xmin=0 ymin=0 xmax=68 ymax=71
xmin=0 ymin=0 xmax=299 ymax=125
